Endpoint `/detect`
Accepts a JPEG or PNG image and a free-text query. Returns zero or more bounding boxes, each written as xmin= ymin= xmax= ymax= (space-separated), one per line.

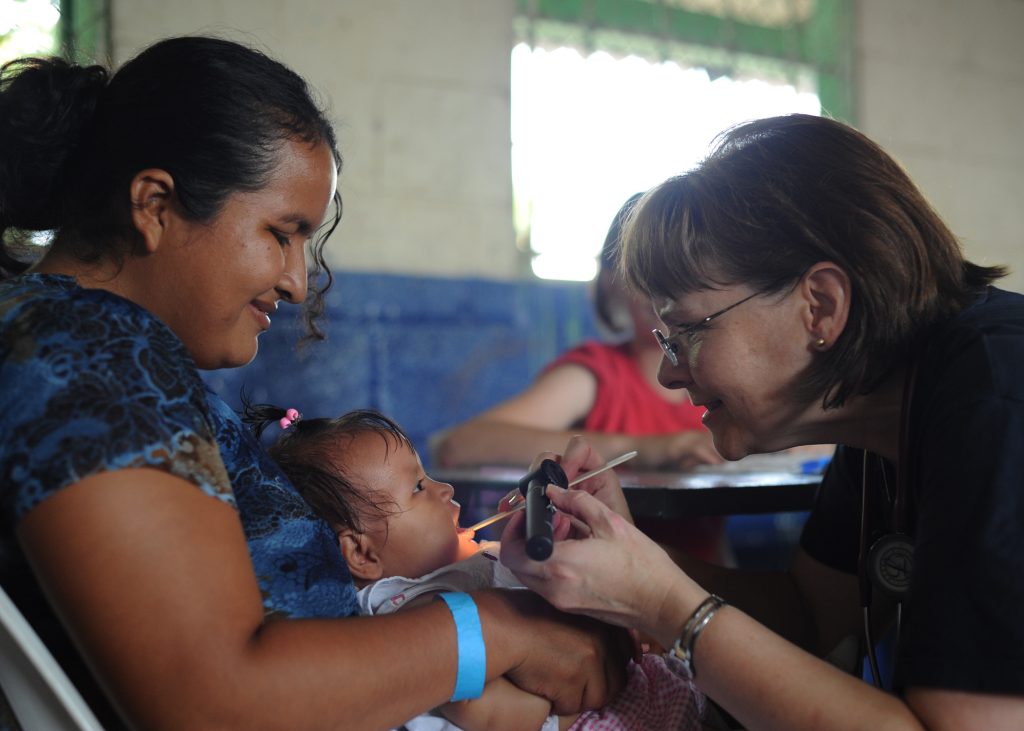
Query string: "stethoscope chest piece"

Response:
xmin=866 ymin=532 xmax=915 ymax=600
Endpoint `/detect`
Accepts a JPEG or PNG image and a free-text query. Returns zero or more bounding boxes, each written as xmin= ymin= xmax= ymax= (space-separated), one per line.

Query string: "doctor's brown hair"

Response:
xmin=621 ymin=113 xmax=1005 ymax=409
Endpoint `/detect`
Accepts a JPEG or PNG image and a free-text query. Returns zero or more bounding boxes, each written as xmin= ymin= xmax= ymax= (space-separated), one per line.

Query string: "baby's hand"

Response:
xmin=630 ymin=628 xmax=666 ymax=657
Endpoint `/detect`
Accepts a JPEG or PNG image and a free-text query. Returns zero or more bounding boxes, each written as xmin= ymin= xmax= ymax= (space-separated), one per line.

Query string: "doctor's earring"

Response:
xmin=814 ymin=337 xmax=827 ymax=349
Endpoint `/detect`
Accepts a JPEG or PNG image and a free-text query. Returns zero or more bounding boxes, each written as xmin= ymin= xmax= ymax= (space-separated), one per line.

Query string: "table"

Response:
xmin=435 ymin=453 xmax=826 ymax=538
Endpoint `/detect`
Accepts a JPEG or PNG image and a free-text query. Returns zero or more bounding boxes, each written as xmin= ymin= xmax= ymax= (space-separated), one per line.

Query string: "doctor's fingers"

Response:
xmin=498 ymin=488 xmax=521 ymax=512
xmin=516 ymin=544 xmax=646 ymax=623
xmin=546 ymin=486 xmax=630 ymax=539
xmin=560 ymin=436 xmax=608 ymax=479
xmin=498 ymin=449 xmax=561 ymax=511
xmin=499 ymin=507 xmax=628 ymax=611
xmin=498 ymin=510 xmax=575 ymax=586
xmin=498 ymin=508 xmax=534 ymax=567
xmin=529 ymin=450 xmax=561 ymax=474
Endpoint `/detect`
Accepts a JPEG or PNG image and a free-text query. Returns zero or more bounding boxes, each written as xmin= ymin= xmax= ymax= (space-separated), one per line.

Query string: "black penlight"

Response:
xmin=517 ymin=458 xmax=566 ymax=561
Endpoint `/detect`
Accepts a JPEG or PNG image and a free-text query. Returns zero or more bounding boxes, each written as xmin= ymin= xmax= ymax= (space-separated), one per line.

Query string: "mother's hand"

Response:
xmin=500 ymin=486 xmax=700 ymax=643
xmin=478 ymin=590 xmax=633 ymax=715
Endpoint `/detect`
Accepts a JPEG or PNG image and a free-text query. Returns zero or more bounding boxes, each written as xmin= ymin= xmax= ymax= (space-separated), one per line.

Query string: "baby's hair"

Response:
xmin=242 ymin=399 xmax=413 ymax=535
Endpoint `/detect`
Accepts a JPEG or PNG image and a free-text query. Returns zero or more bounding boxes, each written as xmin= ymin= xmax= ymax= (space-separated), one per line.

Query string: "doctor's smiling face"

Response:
xmin=654 ymin=283 xmax=820 ymax=460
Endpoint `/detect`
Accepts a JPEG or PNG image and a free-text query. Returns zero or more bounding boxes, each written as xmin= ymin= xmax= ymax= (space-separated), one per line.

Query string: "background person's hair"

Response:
xmin=0 ymin=35 xmax=342 ymax=340
xmin=621 ymin=113 xmax=1006 ymax=409
xmin=593 ymin=192 xmax=643 ymax=336
xmin=244 ymin=401 xmax=411 ymax=535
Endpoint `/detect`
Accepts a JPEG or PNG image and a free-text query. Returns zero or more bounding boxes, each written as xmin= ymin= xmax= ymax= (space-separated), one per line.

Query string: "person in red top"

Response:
xmin=434 ymin=194 xmax=720 ymax=473
xmin=546 ymin=340 xmax=706 ymax=435
xmin=433 ymin=195 xmax=727 ymax=561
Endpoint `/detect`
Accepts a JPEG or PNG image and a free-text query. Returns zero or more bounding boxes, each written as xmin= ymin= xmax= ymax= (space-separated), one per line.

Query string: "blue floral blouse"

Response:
xmin=0 ymin=274 xmax=357 ymax=728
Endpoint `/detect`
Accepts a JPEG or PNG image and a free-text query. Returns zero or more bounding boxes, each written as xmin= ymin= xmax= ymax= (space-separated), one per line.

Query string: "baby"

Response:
xmin=248 ymin=405 xmax=706 ymax=731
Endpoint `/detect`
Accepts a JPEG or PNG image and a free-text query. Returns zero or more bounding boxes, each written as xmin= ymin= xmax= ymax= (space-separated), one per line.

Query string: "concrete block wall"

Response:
xmin=857 ymin=0 xmax=1024 ymax=289
xmin=111 ymin=1 xmax=1024 ymax=286
xmin=110 ymin=0 xmax=1024 ymax=456
xmin=111 ymin=0 xmax=521 ymax=280
xmin=109 ymin=0 xmax=1024 ymax=558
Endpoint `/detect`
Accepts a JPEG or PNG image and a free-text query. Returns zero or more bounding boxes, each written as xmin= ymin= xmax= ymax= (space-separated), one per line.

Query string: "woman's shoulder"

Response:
xmin=1 ymin=273 xmax=201 ymax=396
xmin=955 ymin=286 xmax=1024 ymax=327
xmin=938 ymin=286 xmax=1024 ymax=337
xmin=922 ymin=287 xmax=1024 ymax=398
xmin=2 ymin=273 xmax=184 ymax=351
xmin=1 ymin=274 xmax=224 ymax=519
xmin=2 ymin=272 xmax=204 ymax=399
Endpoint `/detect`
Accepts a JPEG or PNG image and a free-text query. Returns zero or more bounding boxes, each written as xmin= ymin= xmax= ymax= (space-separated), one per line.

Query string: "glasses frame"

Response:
xmin=652 ymin=291 xmax=762 ymax=367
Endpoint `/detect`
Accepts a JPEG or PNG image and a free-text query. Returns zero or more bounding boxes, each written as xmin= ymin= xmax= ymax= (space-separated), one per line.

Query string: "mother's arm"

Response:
xmin=18 ymin=468 xmax=628 ymax=731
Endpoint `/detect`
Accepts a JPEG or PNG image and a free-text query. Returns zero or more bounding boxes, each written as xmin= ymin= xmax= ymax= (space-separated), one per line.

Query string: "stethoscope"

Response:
xmin=857 ymin=362 xmax=917 ymax=689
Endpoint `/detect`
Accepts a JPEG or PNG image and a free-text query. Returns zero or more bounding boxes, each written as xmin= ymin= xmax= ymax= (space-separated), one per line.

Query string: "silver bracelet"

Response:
xmin=666 ymin=594 xmax=726 ymax=680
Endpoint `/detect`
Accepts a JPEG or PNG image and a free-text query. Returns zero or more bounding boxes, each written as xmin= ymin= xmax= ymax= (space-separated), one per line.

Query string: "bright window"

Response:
xmin=511 ymin=0 xmax=852 ymax=281
xmin=511 ymin=44 xmax=820 ymax=280
xmin=0 ymin=0 xmax=60 ymax=65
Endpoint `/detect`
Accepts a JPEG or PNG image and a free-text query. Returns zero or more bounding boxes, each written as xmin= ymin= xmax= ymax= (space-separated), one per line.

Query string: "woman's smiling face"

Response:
xmin=654 ymin=285 xmax=818 ymax=459
xmin=147 ymin=138 xmax=337 ymax=370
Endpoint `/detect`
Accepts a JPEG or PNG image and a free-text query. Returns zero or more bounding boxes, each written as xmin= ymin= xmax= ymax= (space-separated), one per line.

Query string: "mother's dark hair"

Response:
xmin=621 ymin=113 xmax=1006 ymax=408
xmin=0 ymin=35 xmax=342 ymax=338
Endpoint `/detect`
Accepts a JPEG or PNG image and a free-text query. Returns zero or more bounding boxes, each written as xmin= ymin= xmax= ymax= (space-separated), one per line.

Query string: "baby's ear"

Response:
xmin=339 ymin=529 xmax=384 ymax=584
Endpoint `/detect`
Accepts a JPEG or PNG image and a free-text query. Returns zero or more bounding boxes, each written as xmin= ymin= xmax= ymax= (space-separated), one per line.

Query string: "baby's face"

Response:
xmin=343 ymin=432 xmax=477 ymax=579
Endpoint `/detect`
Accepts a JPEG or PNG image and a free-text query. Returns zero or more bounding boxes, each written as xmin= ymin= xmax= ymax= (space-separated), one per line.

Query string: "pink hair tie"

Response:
xmin=279 ymin=408 xmax=301 ymax=430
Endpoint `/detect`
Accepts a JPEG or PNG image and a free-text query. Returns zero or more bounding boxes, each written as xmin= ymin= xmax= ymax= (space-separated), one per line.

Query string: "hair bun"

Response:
xmin=0 ymin=57 xmax=109 ymax=232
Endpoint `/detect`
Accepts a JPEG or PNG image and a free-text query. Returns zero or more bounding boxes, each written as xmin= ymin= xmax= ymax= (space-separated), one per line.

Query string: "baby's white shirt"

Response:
xmin=357 ymin=542 xmax=524 ymax=616
xmin=360 ymin=543 xmax=558 ymax=731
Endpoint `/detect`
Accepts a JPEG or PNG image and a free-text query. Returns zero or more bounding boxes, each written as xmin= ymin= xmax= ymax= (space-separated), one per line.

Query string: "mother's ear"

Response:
xmin=799 ymin=262 xmax=851 ymax=350
xmin=129 ymin=169 xmax=176 ymax=254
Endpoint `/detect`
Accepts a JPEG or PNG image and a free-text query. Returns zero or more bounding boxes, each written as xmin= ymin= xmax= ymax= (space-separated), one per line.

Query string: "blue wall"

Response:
xmin=203 ymin=271 xmax=601 ymax=466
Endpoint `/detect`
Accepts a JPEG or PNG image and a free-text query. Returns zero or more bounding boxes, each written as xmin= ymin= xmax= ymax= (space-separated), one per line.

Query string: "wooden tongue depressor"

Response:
xmin=464 ymin=450 xmax=638 ymax=532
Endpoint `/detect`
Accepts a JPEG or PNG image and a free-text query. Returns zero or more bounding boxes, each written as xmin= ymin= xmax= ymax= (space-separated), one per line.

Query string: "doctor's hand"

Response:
xmin=557 ymin=436 xmax=633 ymax=524
xmin=506 ymin=436 xmax=633 ymax=542
xmin=500 ymin=485 xmax=700 ymax=644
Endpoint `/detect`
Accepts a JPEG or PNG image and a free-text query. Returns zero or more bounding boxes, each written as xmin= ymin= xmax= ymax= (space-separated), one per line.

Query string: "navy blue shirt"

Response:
xmin=802 ymin=287 xmax=1024 ymax=693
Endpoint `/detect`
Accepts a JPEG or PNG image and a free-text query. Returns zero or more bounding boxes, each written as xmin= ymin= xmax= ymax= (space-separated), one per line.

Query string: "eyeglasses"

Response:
xmin=652 ymin=291 xmax=762 ymax=367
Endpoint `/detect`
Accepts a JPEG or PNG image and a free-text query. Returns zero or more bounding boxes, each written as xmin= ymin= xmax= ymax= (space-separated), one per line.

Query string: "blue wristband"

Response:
xmin=438 ymin=592 xmax=486 ymax=701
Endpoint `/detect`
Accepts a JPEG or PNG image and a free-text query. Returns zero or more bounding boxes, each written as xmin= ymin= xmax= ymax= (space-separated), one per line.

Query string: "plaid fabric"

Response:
xmin=567 ymin=653 xmax=705 ymax=731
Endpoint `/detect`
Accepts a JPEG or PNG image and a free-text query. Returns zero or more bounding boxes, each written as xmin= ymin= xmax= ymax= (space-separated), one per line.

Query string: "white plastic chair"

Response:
xmin=0 ymin=584 xmax=104 ymax=730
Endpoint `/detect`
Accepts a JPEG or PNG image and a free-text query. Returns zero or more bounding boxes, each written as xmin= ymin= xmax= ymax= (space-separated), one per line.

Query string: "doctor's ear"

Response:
xmin=338 ymin=529 xmax=384 ymax=583
xmin=128 ymin=168 xmax=176 ymax=254
xmin=799 ymin=262 xmax=850 ymax=350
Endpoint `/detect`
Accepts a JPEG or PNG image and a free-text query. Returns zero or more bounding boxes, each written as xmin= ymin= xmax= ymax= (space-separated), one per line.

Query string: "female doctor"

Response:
xmin=500 ymin=114 xmax=1024 ymax=730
